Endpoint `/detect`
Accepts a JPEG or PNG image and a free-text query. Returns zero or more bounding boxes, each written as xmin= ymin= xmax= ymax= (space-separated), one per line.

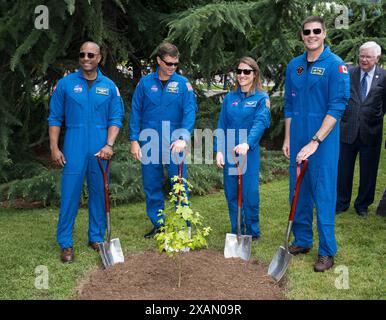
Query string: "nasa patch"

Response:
xmin=73 ymin=84 xmax=83 ymax=93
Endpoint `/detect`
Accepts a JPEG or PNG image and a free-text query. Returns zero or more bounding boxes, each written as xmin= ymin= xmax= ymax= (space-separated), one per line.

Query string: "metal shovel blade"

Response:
xmin=98 ymin=238 xmax=124 ymax=268
xmin=267 ymin=245 xmax=293 ymax=282
xmin=224 ymin=233 xmax=252 ymax=261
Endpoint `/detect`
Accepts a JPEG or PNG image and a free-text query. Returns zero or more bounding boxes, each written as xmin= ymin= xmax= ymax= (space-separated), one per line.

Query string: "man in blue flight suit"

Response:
xmin=282 ymin=16 xmax=350 ymax=272
xmin=48 ymin=41 xmax=124 ymax=263
xmin=129 ymin=42 xmax=197 ymax=238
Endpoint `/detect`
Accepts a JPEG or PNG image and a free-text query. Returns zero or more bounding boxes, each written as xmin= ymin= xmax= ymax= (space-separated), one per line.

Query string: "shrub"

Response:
xmin=154 ymin=175 xmax=211 ymax=288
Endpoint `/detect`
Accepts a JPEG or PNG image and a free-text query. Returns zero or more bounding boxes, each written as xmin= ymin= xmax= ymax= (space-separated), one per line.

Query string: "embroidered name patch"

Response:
xmin=166 ymin=81 xmax=179 ymax=94
xmin=245 ymin=101 xmax=257 ymax=108
xmin=310 ymin=67 xmax=325 ymax=76
xmin=96 ymin=87 xmax=109 ymax=95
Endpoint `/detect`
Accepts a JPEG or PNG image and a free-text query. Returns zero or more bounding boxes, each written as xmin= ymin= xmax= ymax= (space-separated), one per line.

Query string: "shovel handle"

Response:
xmin=231 ymin=152 xmax=246 ymax=209
xmin=288 ymin=160 xmax=308 ymax=222
xmin=232 ymin=152 xmax=247 ymax=237
xmin=173 ymin=151 xmax=187 ymax=179
xmin=97 ymin=158 xmax=111 ymax=243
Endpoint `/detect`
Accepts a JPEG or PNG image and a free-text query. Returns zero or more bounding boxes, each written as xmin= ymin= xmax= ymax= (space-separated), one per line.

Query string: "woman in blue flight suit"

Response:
xmin=215 ymin=57 xmax=271 ymax=240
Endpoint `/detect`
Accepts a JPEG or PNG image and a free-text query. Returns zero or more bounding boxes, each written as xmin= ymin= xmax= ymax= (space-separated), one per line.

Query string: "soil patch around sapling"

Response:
xmin=77 ymin=249 xmax=285 ymax=300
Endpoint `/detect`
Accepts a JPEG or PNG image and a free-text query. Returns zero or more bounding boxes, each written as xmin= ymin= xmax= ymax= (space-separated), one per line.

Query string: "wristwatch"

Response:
xmin=312 ymin=135 xmax=322 ymax=144
xmin=106 ymin=142 xmax=114 ymax=148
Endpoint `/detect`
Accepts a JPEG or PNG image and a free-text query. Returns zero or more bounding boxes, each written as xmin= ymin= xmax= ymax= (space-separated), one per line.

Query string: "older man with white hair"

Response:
xmin=337 ymin=41 xmax=386 ymax=217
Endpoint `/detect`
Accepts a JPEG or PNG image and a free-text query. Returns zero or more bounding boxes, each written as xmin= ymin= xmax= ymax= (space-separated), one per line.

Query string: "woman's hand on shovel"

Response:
xmin=233 ymin=143 xmax=249 ymax=155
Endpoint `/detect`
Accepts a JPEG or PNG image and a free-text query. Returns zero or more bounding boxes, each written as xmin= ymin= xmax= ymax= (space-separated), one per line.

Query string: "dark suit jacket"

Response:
xmin=340 ymin=65 xmax=386 ymax=146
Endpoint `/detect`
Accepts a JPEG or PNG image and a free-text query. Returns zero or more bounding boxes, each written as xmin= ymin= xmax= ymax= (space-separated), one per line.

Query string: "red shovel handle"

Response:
xmin=232 ymin=153 xmax=247 ymax=209
xmin=173 ymin=151 xmax=188 ymax=198
xmin=97 ymin=158 xmax=110 ymax=214
xmin=288 ymin=160 xmax=308 ymax=222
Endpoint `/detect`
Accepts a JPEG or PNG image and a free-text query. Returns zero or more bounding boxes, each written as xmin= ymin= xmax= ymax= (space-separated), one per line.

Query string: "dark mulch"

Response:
xmin=0 ymin=198 xmax=44 ymax=209
xmin=77 ymin=249 xmax=285 ymax=300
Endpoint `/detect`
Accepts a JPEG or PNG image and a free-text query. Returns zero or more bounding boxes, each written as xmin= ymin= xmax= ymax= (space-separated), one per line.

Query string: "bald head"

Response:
xmin=79 ymin=41 xmax=102 ymax=76
xmin=80 ymin=41 xmax=101 ymax=54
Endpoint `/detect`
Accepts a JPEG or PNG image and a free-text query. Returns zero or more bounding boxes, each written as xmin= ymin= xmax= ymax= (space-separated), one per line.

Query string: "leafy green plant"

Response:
xmin=154 ymin=175 xmax=211 ymax=288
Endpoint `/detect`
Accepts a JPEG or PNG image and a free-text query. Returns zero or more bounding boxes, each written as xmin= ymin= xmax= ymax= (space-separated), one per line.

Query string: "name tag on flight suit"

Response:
xmin=166 ymin=82 xmax=179 ymax=94
xmin=245 ymin=101 xmax=257 ymax=108
xmin=96 ymin=87 xmax=110 ymax=95
xmin=310 ymin=67 xmax=325 ymax=76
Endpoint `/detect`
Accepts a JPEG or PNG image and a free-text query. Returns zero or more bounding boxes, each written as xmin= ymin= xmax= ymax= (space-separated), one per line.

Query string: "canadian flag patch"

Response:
xmin=339 ymin=65 xmax=348 ymax=74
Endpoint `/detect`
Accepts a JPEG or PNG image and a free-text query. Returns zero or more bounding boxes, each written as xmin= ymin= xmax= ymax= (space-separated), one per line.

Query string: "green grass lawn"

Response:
xmin=1 ymin=132 xmax=385 ymax=300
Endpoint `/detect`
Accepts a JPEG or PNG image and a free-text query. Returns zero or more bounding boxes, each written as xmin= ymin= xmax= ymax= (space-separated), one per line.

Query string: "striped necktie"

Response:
xmin=360 ymin=72 xmax=368 ymax=102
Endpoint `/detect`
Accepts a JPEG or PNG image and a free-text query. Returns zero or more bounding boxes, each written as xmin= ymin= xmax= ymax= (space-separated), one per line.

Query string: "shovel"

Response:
xmin=268 ymin=159 xmax=308 ymax=281
xmin=97 ymin=158 xmax=124 ymax=268
xmin=224 ymin=153 xmax=252 ymax=261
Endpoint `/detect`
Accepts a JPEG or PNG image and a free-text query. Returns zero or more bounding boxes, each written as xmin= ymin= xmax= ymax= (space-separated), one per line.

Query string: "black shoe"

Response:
xmin=356 ymin=209 xmax=368 ymax=218
xmin=252 ymin=236 xmax=260 ymax=242
xmin=144 ymin=227 xmax=161 ymax=239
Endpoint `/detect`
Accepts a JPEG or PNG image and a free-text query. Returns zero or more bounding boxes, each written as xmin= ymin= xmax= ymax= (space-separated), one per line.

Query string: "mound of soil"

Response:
xmin=77 ymin=250 xmax=285 ymax=300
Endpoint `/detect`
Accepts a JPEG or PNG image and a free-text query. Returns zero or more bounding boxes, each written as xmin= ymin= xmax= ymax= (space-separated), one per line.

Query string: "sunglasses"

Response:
xmin=302 ymin=28 xmax=322 ymax=36
xmin=160 ymin=57 xmax=179 ymax=67
xmin=236 ymin=68 xmax=254 ymax=75
xmin=79 ymin=52 xmax=98 ymax=59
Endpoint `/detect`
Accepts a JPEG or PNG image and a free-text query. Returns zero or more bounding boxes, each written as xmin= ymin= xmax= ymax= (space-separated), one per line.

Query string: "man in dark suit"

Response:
xmin=337 ymin=41 xmax=386 ymax=217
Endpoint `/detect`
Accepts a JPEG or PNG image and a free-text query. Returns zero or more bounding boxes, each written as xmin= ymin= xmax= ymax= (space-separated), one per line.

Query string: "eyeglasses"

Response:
xmin=79 ymin=52 xmax=98 ymax=59
xmin=359 ymin=55 xmax=376 ymax=60
xmin=160 ymin=56 xmax=179 ymax=67
xmin=236 ymin=68 xmax=254 ymax=75
xmin=302 ymin=28 xmax=322 ymax=36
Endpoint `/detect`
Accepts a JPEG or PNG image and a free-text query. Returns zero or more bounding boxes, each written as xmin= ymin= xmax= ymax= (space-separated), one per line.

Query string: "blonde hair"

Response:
xmin=235 ymin=56 xmax=263 ymax=96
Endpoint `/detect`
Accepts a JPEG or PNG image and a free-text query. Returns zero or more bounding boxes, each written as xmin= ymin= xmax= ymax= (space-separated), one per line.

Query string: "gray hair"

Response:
xmin=359 ymin=41 xmax=382 ymax=58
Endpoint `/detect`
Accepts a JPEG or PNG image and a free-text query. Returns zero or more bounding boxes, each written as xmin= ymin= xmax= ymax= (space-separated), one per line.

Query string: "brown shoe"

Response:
xmin=288 ymin=245 xmax=311 ymax=255
xmin=60 ymin=247 xmax=74 ymax=263
xmin=314 ymin=256 xmax=334 ymax=272
xmin=88 ymin=242 xmax=100 ymax=252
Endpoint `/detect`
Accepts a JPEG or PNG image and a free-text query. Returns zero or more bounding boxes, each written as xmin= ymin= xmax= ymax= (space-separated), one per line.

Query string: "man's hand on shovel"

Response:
xmin=95 ymin=144 xmax=113 ymax=160
xmin=170 ymin=139 xmax=187 ymax=153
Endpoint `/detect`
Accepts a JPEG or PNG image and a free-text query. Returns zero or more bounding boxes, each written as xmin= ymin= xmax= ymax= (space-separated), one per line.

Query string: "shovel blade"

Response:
xmin=98 ymin=238 xmax=124 ymax=268
xmin=224 ymin=233 xmax=252 ymax=261
xmin=267 ymin=245 xmax=292 ymax=282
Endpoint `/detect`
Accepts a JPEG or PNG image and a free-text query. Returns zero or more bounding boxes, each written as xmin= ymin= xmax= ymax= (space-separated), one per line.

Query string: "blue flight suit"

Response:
xmin=48 ymin=69 xmax=124 ymax=249
xmin=129 ymin=69 xmax=197 ymax=227
xmin=215 ymin=88 xmax=271 ymax=237
xmin=284 ymin=46 xmax=350 ymax=256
